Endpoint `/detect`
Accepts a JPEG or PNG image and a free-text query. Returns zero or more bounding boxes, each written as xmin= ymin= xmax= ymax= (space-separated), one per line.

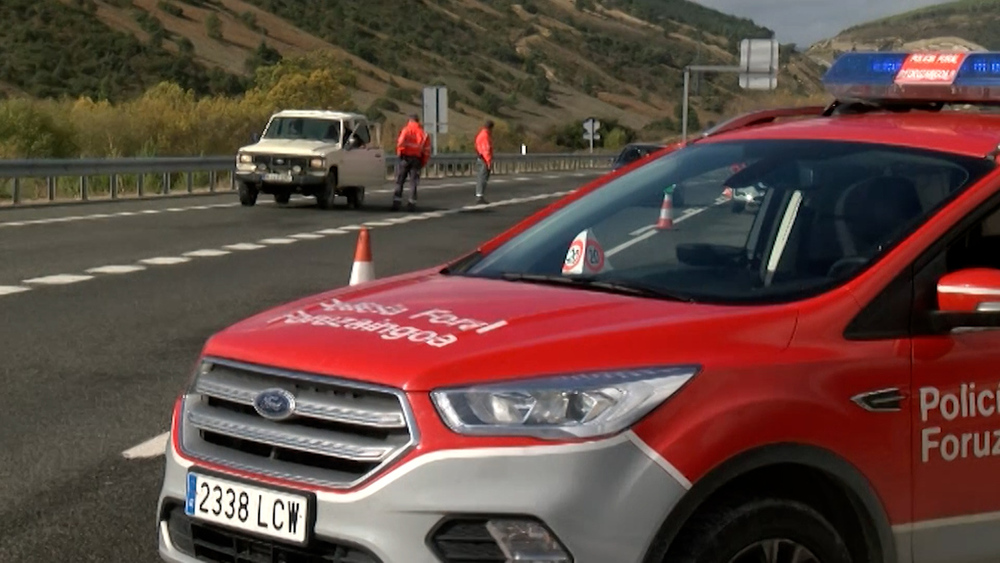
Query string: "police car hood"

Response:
xmin=202 ymin=270 xmax=798 ymax=392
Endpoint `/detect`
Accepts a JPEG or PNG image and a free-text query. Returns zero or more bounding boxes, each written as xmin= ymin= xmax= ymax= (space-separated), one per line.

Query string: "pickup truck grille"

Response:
xmin=252 ymin=154 xmax=310 ymax=172
xmin=178 ymin=358 xmax=417 ymax=489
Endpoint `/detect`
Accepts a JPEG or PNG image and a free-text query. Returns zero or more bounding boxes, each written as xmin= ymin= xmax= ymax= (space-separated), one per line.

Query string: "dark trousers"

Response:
xmin=394 ymin=156 xmax=421 ymax=203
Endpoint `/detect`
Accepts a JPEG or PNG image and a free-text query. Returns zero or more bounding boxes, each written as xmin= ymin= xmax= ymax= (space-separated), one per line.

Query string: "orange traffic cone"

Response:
xmin=656 ymin=189 xmax=674 ymax=230
xmin=349 ymin=227 xmax=374 ymax=285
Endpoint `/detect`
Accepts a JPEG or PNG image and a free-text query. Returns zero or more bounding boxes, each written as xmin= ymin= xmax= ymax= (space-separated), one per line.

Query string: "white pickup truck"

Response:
xmin=234 ymin=110 xmax=386 ymax=209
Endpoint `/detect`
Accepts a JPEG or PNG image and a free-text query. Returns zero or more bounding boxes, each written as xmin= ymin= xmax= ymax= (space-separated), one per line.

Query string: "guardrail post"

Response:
xmin=209 ymin=171 xmax=217 ymax=193
xmin=47 ymin=177 xmax=55 ymax=202
xmin=186 ymin=172 xmax=193 ymax=193
xmin=80 ymin=176 xmax=88 ymax=201
xmin=137 ymin=174 xmax=144 ymax=198
xmin=11 ymin=178 xmax=19 ymax=205
xmin=111 ymin=174 xmax=119 ymax=199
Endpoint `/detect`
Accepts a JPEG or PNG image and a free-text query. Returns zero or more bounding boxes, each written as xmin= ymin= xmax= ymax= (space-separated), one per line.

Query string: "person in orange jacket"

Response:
xmin=393 ymin=114 xmax=431 ymax=211
xmin=474 ymin=120 xmax=494 ymax=204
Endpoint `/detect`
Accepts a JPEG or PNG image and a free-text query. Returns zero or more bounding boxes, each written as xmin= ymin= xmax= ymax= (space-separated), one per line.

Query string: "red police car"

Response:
xmin=157 ymin=51 xmax=1000 ymax=563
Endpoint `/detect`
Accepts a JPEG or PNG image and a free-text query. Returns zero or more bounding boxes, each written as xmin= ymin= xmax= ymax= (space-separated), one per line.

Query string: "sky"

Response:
xmin=691 ymin=0 xmax=949 ymax=47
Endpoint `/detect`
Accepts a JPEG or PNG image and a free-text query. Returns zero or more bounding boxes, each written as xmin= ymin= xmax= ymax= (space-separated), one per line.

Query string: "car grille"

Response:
xmin=178 ymin=358 xmax=416 ymax=489
xmin=165 ymin=503 xmax=381 ymax=563
xmin=252 ymin=154 xmax=310 ymax=173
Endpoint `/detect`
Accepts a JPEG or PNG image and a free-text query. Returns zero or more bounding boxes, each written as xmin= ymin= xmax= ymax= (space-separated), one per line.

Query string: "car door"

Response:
xmin=353 ymin=121 xmax=385 ymax=188
xmin=907 ymin=177 xmax=1000 ymax=563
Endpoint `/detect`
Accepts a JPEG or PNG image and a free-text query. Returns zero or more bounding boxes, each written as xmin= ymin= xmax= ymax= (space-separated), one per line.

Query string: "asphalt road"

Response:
xmin=0 ymin=170 xmax=601 ymax=563
xmin=0 ymin=166 xmax=743 ymax=562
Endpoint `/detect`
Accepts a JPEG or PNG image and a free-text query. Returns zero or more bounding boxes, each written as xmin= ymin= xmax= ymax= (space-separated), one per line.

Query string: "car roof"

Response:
xmin=700 ymin=110 xmax=1000 ymax=159
xmin=271 ymin=109 xmax=365 ymax=121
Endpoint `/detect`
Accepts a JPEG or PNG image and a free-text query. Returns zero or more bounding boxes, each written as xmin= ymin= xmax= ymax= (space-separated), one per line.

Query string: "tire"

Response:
xmin=238 ymin=181 xmax=258 ymax=207
xmin=273 ymin=191 xmax=291 ymax=205
xmin=346 ymin=187 xmax=364 ymax=209
xmin=669 ymin=497 xmax=853 ymax=563
xmin=317 ymin=171 xmax=338 ymax=210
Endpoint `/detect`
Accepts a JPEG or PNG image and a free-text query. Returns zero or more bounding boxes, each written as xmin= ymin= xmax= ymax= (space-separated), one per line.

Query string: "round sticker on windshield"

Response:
xmin=564 ymin=239 xmax=584 ymax=271
xmin=584 ymin=239 xmax=605 ymax=272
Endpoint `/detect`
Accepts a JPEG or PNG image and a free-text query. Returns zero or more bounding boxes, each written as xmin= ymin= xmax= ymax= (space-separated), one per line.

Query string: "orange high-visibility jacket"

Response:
xmin=475 ymin=128 xmax=493 ymax=168
xmin=397 ymin=121 xmax=431 ymax=166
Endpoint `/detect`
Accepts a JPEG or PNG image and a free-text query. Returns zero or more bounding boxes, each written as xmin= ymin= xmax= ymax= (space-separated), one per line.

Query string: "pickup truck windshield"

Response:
xmin=263 ymin=117 xmax=342 ymax=142
xmin=455 ymin=139 xmax=995 ymax=304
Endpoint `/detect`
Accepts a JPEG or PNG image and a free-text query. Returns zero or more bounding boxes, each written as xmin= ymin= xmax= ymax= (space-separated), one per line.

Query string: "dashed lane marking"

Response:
xmin=122 ymin=432 xmax=170 ymax=460
xmin=86 ymin=265 xmax=147 ymax=275
xmin=608 ymin=197 xmax=730 ymax=258
xmin=24 ymin=274 xmax=95 ymax=285
xmin=140 ymin=257 xmax=192 ymax=266
xmin=8 ymin=190 xmax=573 ymax=303
xmin=223 ymin=243 xmax=266 ymax=251
xmin=184 ymin=249 xmax=232 ymax=257
xmin=0 ymin=285 xmax=31 ymax=296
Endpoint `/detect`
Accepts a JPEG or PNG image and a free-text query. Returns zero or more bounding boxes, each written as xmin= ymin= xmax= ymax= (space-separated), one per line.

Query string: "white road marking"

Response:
xmin=86 ymin=265 xmax=147 ymax=274
xmin=0 ymin=286 xmax=30 ymax=295
xmin=140 ymin=257 xmax=191 ymax=265
xmin=122 ymin=432 xmax=169 ymax=459
xmin=608 ymin=200 xmax=728 ymax=257
xmin=224 ymin=243 xmax=266 ymax=250
xmin=23 ymin=274 xmax=94 ymax=285
xmin=363 ymin=221 xmax=394 ymax=227
xmin=6 ymin=190 xmax=575 ymax=302
xmin=184 ymin=249 xmax=232 ymax=257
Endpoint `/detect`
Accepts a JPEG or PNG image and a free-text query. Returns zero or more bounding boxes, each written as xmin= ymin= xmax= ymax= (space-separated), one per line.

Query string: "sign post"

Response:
xmin=422 ymin=86 xmax=448 ymax=155
xmin=681 ymin=37 xmax=779 ymax=142
xmin=583 ymin=117 xmax=601 ymax=153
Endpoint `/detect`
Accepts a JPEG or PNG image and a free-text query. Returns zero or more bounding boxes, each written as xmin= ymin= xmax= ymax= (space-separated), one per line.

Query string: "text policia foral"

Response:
xmin=920 ymin=384 xmax=1000 ymax=463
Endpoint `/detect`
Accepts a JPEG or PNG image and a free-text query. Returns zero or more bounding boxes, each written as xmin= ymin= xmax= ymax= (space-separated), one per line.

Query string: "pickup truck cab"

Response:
xmin=234 ymin=110 xmax=386 ymax=209
xmin=158 ymin=51 xmax=1000 ymax=563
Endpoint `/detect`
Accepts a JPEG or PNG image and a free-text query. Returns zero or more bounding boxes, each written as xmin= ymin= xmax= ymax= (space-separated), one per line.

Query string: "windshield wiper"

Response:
xmin=499 ymin=273 xmax=696 ymax=303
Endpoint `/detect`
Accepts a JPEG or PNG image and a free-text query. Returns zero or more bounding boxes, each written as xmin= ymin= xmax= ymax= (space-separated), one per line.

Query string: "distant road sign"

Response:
xmin=739 ymin=38 xmax=779 ymax=90
xmin=422 ymin=86 xmax=448 ymax=155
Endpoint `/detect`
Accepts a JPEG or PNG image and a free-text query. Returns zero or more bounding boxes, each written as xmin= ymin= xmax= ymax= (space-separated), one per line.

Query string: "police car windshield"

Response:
xmin=263 ymin=117 xmax=342 ymax=142
xmin=455 ymin=139 xmax=995 ymax=305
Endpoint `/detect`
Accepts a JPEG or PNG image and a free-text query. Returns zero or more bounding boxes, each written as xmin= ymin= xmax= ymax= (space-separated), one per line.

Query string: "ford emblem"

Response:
xmin=253 ymin=388 xmax=296 ymax=421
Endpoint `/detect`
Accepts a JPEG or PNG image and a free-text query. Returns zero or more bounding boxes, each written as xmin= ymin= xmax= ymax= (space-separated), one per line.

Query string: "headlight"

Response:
xmin=430 ymin=366 xmax=698 ymax=440
xmin=238 ymin=153 xmax=253 ymax=163
xmin=310 ymin=158 xmax=324 ymax=168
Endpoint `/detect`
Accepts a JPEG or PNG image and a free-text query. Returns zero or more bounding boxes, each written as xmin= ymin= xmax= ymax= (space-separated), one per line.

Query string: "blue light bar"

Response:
xmin=822 ymin=51 xmax=1000 ymax=102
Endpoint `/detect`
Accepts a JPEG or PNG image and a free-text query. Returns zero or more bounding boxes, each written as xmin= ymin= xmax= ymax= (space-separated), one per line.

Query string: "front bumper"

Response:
xmin=235 ymin=169 xmax=327 ymax=187
xmin=157 ymin=431 xmax=688 ymax=563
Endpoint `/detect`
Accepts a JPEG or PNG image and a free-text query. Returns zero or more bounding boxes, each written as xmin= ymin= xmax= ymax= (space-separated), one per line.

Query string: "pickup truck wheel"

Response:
xmin=273 ymin=191 xmax=291 ymax=205
xmin=238 ymin=181 xmax=258 ymax=207
xmin=669 ymin=497 xmax=852 ymax=563
xmin=347 ymin=187 xmax=364 ymax=209
xmin=317 ymin=172 xmax=338 ymax=210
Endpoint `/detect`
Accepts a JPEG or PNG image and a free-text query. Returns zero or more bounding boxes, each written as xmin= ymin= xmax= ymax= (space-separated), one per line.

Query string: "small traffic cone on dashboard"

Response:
xmin=656 ymin=187 xmax=674 ymax=230
xmin=349 ymin=227 xmax=374 ymax=286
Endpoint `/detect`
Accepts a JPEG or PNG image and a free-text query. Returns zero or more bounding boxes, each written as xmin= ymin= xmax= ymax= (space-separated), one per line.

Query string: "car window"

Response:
xmin=453 ymin=139 xmax=995 ymax=305
xmin=354 ymin=123 xmax=371 ymax=146
xmin=263 ymin=117 xmax=341 ymax=142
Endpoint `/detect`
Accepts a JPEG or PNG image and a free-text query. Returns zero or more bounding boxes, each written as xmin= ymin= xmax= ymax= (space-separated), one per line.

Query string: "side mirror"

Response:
xmin=251 ymin=132 xmax=260 ymax=143
xmin=929 ymin=268 xmax=1000 ymax=333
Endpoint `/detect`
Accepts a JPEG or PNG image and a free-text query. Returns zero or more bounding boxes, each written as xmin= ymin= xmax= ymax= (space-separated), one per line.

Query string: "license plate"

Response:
xmin=185 ymin=472 xmax=309 ymax=544
xmin=263 ymin=173 xmax=293 ymax=183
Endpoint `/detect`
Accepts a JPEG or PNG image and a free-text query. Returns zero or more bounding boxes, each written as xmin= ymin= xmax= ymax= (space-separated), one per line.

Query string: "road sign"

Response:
xmin=738 ymin=38 xmax=779 ymax=90
xmin=422 ymin=86 xmax=448 ymax=155
xmin=583 ymin=118 xmax=601 ymax=153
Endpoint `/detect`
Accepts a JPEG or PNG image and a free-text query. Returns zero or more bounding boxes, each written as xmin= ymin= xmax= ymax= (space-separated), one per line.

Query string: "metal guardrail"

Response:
xmin=0 ymin=152 xmax=613 ymax=207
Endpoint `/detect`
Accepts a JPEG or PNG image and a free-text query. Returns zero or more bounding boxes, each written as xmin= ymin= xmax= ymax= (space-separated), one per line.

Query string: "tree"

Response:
xmin=205 ymin=12 xmax=222 ymax=41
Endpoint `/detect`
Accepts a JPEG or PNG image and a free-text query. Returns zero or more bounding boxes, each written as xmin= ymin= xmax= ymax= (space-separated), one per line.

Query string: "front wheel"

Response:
xmin=317 ymin=171 xmax=338 ymax=210
xmin=238 ymin=181 xmax=258 ymax=207
xmin=669 ymin=497 xmax=852 ymax=563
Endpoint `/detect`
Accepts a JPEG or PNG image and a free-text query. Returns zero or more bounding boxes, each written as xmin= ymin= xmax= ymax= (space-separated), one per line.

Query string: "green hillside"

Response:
xmin=838 ymin=0 xmax=1000 ymax=49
